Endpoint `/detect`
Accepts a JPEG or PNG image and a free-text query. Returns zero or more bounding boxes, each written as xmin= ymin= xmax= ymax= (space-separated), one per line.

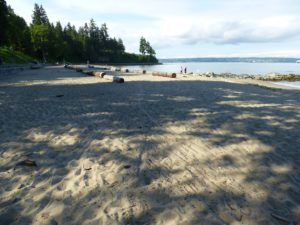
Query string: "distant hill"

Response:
xmin=159 ymin=57 xmax=299 ymax=63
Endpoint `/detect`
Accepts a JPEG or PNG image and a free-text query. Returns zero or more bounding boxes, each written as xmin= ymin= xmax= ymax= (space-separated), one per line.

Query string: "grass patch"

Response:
xmin=0 ymin=47 xmax=34 ymax=64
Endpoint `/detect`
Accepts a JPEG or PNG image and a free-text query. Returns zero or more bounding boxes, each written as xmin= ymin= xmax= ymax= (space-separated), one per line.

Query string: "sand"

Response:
xmin=0 ymin=66 xmax=300 ymax=225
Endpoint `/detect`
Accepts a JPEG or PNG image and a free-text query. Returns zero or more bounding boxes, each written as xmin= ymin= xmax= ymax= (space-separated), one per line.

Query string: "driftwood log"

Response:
xmin=102 ymin=74 xmax=124 ymax=83
xmin=93 ymin=71 xmax=106 ymax=78
xmin=152 ymin=72 xmax=176 ymax=78
xmin=82 ymin=70 xmax=95 ymax=76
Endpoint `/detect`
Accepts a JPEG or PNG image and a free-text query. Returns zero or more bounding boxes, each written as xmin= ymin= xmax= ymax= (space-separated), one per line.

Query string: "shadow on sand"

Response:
xmin=0 ymin=68 xmax=300 ymax=224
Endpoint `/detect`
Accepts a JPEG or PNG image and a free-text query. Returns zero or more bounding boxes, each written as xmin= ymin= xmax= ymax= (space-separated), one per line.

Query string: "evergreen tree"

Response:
xmin=32 ymin=3 xmax=49 ymax=25
xmin=1 ymin=3 xmax=158 ymax=64
xmin=139 ymin=37 xmax=155 ymax=56
xmin=139 ymin=37 xmax=147 ymax=55
xmin=30 ymin=4 xmax=51 ymax=61
xmin=6 ymin=6 xmax=32 ymax=54
xmin=0 ymin=0 xmax=8 ymax=45
xmin=117 ymin=38 xmax=125 ymax=53
xmin=145 ymin=41 xmax=156 ymax=56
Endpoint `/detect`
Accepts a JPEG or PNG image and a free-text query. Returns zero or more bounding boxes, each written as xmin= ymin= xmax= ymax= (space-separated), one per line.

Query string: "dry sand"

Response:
xmin=0 ymin=66 xmax=300 ymax=225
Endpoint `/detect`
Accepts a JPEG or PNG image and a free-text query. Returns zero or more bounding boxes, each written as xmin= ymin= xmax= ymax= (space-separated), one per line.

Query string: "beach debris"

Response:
xmin=55 ymin=94 xmax=64 ymax=98
xmin=113 ymin=76 xmax=125 ymax=83
xmin=83 ymin=70 xmax=94 ymax=76
xmin=93 ymin=71 xmax=106 ymax=78
xmin=63 ymin=64 xmax=125 ymax=82
xmin=41 ymin=212 xmax=50 ymax=219
xmin=152 ymin=72 xmax=176 ymax=78
xmin=271 ymin=213 xmax=294 ymax=224
xmin=83 ymin=159 xmax=93 ymax=170
xmin=101 ymin=74 xmax=124 ymax=83
xmin=16 ymin=159 xmax=37 ymax=167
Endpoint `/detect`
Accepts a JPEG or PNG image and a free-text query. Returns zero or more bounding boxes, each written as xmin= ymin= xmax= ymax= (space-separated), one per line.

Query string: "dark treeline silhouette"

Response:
xmin=0 ymin=0 xmax=158 ymax=64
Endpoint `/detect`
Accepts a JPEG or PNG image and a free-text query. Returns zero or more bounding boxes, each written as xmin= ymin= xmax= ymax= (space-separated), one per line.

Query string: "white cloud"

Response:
xmin=6 ymin=0 xmax=300 ymax=57
xmin=176 ymin=16 xmax=300 ymax=45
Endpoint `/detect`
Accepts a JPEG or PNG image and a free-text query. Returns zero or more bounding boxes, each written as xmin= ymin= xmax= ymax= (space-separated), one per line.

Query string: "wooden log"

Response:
xmin=152 ymin=72 xmax=176 ymax=78
xmin=113 ymin=76 xmax=125 ymax=83
xmin=93 ymin=71 xmax=106 ymax=78
xmin=82 ymin=70 xmax=95 ymax=76
xmin=103 ymin=74 xmax=125 ymax=83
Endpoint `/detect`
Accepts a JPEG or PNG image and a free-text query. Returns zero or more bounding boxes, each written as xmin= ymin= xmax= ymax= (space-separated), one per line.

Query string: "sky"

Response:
xmin=6 ymin=0 xmax=300 ymax=58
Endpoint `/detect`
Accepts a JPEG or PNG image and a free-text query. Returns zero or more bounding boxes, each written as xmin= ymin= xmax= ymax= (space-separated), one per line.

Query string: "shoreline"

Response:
xmin=65 ymin=64 xmax=300 ymax=84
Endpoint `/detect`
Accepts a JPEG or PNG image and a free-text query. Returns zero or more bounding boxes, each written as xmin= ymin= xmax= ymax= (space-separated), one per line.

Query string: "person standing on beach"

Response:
xmin=184 ymin=67 xmax=187 ymax=74
xmin=180 ymin=66 xmax=183 ymax=74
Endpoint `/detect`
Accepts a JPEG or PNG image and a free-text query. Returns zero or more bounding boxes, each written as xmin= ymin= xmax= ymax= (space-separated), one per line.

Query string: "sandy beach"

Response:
xmin=0 ymin=66 xmax=300 ymax=225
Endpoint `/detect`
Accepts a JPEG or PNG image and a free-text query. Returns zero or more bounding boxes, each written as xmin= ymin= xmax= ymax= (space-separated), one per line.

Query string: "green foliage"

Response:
xmin=0 ymin=0 xmax=158 ymax=64
xmin=139 ymin=37 xmax=147 ymax=55
xmin=139 ymin=37 xmax=156 ymax=56
xmin=0 ymin=0 xmax=9 ymax=45
xmin=6 ymin=7 xmax=32 ymax=55
xmin=0 ymin=47 xmax=34 ymax=64
xmin=30 ymin=24 xmax=50 ymax=61
xmin=32 ymin=4 xmax=49 ymax=25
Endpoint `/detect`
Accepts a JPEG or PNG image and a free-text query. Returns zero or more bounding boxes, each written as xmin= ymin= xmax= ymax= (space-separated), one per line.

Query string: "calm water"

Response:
xmin=272 ymin=81 xmax=300 ymax=89
xmin=123 ymin=62 xmax=300 ymax=88
xmin=124 ymin=62 xmax=300 ymax=75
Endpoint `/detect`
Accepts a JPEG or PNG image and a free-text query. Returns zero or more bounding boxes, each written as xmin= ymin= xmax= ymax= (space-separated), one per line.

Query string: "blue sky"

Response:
xmin=6 ymin=0 xmax=300 ymax=58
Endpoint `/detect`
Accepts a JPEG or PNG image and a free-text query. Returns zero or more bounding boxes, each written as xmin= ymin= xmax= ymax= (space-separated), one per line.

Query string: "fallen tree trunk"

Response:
xmin=82 ymin=70 xmax=95 ymax=76
xmin=93 ymin=71 xmax=106 ymax=78
xmin=103 ymin=74 xmax=125 ymax=83
xmin=152 ymin=72 xmax=176 ymax=78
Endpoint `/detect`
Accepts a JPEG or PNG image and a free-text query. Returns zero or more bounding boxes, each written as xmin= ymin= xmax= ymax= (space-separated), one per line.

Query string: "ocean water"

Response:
xmin=272 ymin=81 xmax=300 ymax=89
xmin=124 ymin=62 xmax=300 ymax=75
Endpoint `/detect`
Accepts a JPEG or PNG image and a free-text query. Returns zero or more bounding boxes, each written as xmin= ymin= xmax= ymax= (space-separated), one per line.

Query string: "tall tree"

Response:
xmin=6 ymin=6 xmax=32 ymax=54
xmin=117 ymin=38 xmax=125 ymax=53
xmin=30 ymin=4 xmax=51 ymax=61
xmin=139 ymin=37 xmax=155 ymax=56
xmin=1 ymin=2 xmax=158 ymax=64
xmin=32 ymin=3 xmax=49 ymax=25
xmin=139 ymin=37 xmax=147 ymax=55
xmin=145 ymin=41 xmax=156 ymax=56
xmin=0 ymin=0 xmax=8 ymax=45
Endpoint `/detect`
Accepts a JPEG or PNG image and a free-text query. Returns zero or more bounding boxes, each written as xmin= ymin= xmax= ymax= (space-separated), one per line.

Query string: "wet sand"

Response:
xmin=0 ymin=66 xmax=300 ymax=224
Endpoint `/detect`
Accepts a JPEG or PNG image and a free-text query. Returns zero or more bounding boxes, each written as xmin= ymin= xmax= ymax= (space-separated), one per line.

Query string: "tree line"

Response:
xmin=0 ymin=0 xmax=158 ymax=64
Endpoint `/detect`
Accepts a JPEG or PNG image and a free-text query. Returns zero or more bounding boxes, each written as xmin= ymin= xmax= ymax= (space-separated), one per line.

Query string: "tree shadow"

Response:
xmin=0 ymin=68 xmax=300 ymax=224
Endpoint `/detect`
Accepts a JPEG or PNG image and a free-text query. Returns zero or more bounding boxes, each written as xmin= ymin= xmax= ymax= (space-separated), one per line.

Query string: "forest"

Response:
xmin=0 ymin=0 xmax=158 ymax=64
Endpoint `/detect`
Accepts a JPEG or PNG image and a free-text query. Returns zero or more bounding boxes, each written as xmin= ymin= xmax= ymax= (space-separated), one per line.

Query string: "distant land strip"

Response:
xmin=159 ymin=57 xmax=300 ymax=63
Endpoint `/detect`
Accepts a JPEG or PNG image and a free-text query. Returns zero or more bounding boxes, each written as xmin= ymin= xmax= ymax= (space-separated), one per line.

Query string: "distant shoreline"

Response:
xmin=103 ymin=62 xmax=162 ymax=66
xmin=159 ymin=57 xmax=300 ymax=63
